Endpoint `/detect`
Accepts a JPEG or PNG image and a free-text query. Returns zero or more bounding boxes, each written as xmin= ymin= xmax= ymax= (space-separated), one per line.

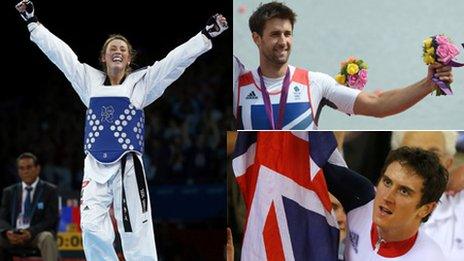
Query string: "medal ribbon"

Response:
xmin=258 ymin=67 xmax=291 ymax=130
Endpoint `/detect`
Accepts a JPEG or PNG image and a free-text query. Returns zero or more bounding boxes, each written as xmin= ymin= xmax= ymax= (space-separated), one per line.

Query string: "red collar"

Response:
xmin=370 ymin=223 xmax=418 ymax=258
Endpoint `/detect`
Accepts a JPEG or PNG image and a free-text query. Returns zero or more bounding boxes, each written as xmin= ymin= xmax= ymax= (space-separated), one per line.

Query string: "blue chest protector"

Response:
xmin=83 ymin=97 xmax=145 ymax=164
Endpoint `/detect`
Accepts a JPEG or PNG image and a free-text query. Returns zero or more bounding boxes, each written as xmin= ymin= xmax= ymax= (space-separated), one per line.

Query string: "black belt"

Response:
xmin=121 ymin=152 xmax=148 ymax=232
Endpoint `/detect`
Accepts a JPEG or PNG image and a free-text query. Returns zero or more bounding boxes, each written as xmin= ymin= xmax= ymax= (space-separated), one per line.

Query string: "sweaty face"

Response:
xmin=401 ymin=132 xmax=451 ymax=169
xmin=373 ymin=161 xmax=433 ymax=235
xmin=102 ymin=39 xmax=131 ymax=73
xmin=255 ymin=18 xmax=292 ymax=66
xmin=17 ymin=158 xmax=40 ymax=185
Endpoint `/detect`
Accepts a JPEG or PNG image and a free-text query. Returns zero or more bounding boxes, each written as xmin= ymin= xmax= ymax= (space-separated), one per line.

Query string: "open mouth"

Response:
xmin=112 ymin=54 xmax=123 ymax=63
xmin=379 ymin=206 xmax=393 ymax=216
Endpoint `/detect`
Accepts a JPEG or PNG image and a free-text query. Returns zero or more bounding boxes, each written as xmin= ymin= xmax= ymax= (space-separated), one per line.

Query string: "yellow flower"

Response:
xmin=423 ymin=54 xmax=435 ymax=65
xmin=425 ymin=47 xmax=435 ymax=55
xmin=335 ymin=74 xmax=346 ymax=84
xmin=346 ymin=63 xmax=359 ymax=75
xmin=423 ymin=38 xmax=433 ymax=49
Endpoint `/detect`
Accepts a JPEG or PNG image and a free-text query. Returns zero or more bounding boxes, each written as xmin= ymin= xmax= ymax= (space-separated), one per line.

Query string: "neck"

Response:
xmin=259 ymin=59 xmax=288 ymax=78
xmin=107 ymin=69 xmax=126 ymax=85
xmin=24 ymin=178 xmax=38 ymax=186
xmin=377 ymin=224 xmax=418 ymax=242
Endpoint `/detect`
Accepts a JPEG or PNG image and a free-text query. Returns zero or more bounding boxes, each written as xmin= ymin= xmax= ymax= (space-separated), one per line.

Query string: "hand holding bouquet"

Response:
xmin=335 ymin=57 xmax=368 ymax=90
xmin=422 ymin=35 xmax=463 ymax=95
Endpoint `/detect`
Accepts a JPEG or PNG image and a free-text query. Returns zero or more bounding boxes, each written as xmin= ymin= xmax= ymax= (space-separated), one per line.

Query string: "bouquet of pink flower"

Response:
xmin=335 ymin=57 xmax=368 ymax=90
xmin=423 ymin=35 xmax=464 ymax=95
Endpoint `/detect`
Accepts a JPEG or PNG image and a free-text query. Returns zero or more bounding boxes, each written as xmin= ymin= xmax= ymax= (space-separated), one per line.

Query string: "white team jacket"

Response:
xmin=28 ymin=22 xmax=212 ymax=183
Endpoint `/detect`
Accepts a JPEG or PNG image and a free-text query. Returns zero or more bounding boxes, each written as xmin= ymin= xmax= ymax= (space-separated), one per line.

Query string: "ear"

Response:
xmin=252 ymin=32 xmax=261 ymax=47
xmin=101 ymin=55 xmax=106 ymax=63
xmin=418 ymin=202 xmax=436 ymax=219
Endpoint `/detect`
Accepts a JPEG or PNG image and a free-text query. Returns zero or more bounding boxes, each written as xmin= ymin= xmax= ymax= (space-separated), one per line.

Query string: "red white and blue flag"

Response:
xmin=232 ymin=131 xmax=344 ymax=260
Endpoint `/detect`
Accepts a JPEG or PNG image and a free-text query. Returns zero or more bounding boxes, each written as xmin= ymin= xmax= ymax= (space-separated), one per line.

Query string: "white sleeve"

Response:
xmin=28 ymin=23 xmax=98 ymax=105
xmin=140 ymin=32 xmax=212 ymax=107
xmin=233 ymin=55 xmax=246 ymax=117
xmin=311 ymin=72 xmax=361 ymax=114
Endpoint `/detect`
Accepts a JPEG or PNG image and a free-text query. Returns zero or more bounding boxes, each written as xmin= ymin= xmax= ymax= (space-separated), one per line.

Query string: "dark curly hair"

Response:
xmin=380 ymin=146 xmax=448 ymax=222
xmin=249 ymin=1 xmax=297 ymax=36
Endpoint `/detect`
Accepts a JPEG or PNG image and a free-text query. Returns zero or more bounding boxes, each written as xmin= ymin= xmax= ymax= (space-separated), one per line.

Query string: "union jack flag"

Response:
xmin=232 ymin=131 xmax=342 ymax=260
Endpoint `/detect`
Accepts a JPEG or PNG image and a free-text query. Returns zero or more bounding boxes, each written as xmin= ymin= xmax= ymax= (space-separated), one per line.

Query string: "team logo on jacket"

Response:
xmin=101 ymin=105 xmax=115 ymax=123
xmin=293 ymin=86 xmax=301 ymax=100
xmin=246 ymin=91 xmax=258 ymax=100
xmin=349 ymin=231 xmax=360 ymax=253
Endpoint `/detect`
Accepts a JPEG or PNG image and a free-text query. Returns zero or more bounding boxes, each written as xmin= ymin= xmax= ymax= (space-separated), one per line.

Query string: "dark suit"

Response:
xmin=0 ymin=179 xmax=59 ymax=241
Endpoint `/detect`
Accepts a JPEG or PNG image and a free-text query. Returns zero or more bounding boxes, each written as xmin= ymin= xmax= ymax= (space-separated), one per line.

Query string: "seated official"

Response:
xmin=0 ymin=152 xmax=59 ymax=261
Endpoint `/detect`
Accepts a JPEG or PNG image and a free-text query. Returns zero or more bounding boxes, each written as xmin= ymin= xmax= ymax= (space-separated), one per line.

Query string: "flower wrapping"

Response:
xmin=335 ymin=57 xmax=368 ymax=90
xmin=422 ymin=35 xmax=464 ymax=96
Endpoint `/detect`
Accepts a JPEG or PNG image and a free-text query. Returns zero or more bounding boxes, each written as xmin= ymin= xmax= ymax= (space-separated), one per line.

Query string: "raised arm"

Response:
xmin=321 ymin=149 xmax=376 ymax=213
xmin=141 ymin=14 xmax=228 ymax=107
xmin=324 ymin=162 xmax=376 ymax=213
xmin=15 ymin=0 xmax=97 ymax=105
xmin=353 ymin=63 xmax=453 ymax=117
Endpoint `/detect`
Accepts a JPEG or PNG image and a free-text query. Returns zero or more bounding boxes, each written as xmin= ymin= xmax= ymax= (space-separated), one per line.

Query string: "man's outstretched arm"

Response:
xmin=354 ymin=63 xmax=453 ymax=118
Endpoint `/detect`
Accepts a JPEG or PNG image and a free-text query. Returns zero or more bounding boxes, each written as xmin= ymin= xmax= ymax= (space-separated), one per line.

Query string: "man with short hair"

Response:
xmin=0 ymin=152 xmax=59 ymax=261
xmin=233 ymin=2 xmax=454 ymax=130
xmin=391 ymin=131 xmax=464 ymax=261
xmin=326 ymin=146 xmax=447 ymax=260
